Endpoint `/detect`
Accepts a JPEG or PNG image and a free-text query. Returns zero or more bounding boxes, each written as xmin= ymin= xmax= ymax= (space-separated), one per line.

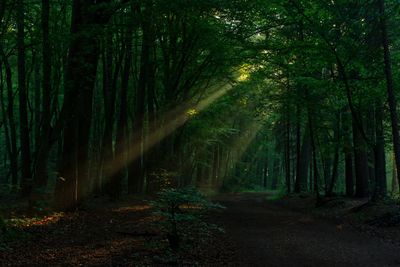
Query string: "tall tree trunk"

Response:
xmin=284 ymin=118 xmax=291 ymax=193
xmin=109 ymin=28 xmax=133 ymax=198
xmin=343 ymin=110 xmax=354 ymax=197
xmin=352 ymin=118 xmax=370 ymax=198
xmin=321 ymin=141 xmax=332 ymax=196
xmin=128 ymin=4 xmax=155 ymax=194
xmin=0 ymin=47 xmax=18 ymax=188
xmin=378 ymin=0 xmax=400 ymax=188
xmin=0 ymin=63 xmax=13 ymax=185
xmin=144 ymin=29 xmax=158 ymax=193
xmin=327 ymin=114 xmax=340 ymax=197
xmin=263 ymin=148 xmax=269 ymax=189
xmin=128 ymin=38 xmax=147 ymax=194
xmin=392 ymin=152 xmax=399 ymax=195
xmin=367 ymin=108 xmax=376 ymax=191
xmin=373 ymin=102 xmax=387 ymax=200
xmin=307 ymin=111 xmax=320 ymax=203
xmin=54 ymin=0 xmax=111 ymax=210
xmin=294 ymin=125 xmax=311 ymax=193
xmin=17 ymin=0 xmax=32 ymax=197
xmin=101 ymin=28 xmax=120 ymax=197
xmin=33 ymin=0 xmax=52 ymax=190
xmin=295 ymin=105 xmax=301 ymax=190
xmin=212 ymin=146 xmax=219 ymax=186
xmin=34 ymin=53 xmax=41 ymax=156
xmin=271 ymin=155 xmax=280 ymax=190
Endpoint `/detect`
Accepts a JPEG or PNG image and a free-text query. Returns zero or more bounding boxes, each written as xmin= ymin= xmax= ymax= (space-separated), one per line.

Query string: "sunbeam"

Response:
xmin=202 ymin=118 xmax=266 ymax=191
xmin=101 ymin=82 xmax=235 ymax=182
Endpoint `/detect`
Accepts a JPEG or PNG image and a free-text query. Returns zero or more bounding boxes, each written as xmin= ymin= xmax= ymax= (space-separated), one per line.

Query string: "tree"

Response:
xmin=55 ymin=0 xmax=118 ymax=210
xmin=379 ymin=0 xmax=400 ymax=191
xmin=17 ymin=0 xmax=32 ymax=196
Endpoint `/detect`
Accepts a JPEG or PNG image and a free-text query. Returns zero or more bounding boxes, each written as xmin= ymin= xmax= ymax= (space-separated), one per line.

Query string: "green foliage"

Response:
xmin=149 ymin=187 xmax=224 ymax=250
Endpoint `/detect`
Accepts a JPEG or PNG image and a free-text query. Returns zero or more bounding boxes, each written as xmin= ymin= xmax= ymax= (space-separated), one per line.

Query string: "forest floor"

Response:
xmin=1 ymin=192 xmax=400 ymax=266
xmin=0 ymin=195 xmax=232 ymax=266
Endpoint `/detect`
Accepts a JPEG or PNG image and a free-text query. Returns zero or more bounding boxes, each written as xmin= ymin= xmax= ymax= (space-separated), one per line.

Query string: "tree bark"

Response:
xmin=378 ymin=0 xmax=400 ymax=189
xmin=108 ymin=28 xmax=133 ymax=198
xmin=343 ymin=110 xmax=354 ymax=196
xmin=100 ymin=28 xmax=121 ymax=198
xmin=309 ymin=120 xmax=320 ymax=203
xmin=33 ymin=0 xmax=52 ymax=190
xmin=271 ymin=156 xmax=280 ymax=190
xmin=392 ymin=153 xmax=399 ymax=195
xmin=54 ymin=0 xmax=113 ymax=210
xmin=295 ymin=105 xmax=301 ymax=190
xmin=128 ymin=4 xmax=155 ymax=194
xmin=327 ymin=114 xmax=340 ymax=197
xmin=352 ymin=119 xmax=370 ymax=198
xmin=373 ymin=102 xmax=387 ymax=200
xmin=0 ymin=47 xmax=18 ymax=188
xmin=294 ymin=125 xmax=311 ymax=193
xmin=17 ymin=0 xmax=32 ymax=197
xmin=284 ymin=118 xmax=291 ymax=193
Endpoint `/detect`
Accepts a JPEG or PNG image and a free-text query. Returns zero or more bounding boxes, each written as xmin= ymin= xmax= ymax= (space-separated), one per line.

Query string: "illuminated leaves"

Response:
xmin=187 ymin=108 xmax=198 ymax=117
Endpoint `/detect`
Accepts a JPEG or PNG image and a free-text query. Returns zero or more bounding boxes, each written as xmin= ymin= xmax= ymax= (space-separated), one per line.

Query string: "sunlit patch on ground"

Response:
xmin=9 ymin=213 xmax=65 ymax=227
xmin=112 ymin=204 xmax=151 ymax=213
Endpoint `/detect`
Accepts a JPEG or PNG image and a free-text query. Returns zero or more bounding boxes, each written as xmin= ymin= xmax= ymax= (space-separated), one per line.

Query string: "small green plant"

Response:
xmin=150 ymin=187 xmax=224 ymax=251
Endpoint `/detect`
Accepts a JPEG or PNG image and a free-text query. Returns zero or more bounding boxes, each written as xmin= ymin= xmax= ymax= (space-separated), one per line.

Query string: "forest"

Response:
xmin=1 ymin=0 xmax=400 ymax=266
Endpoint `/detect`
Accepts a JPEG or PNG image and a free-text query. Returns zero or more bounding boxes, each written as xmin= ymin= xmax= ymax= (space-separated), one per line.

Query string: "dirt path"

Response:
xmin=214 ymin=193 xmax=400 ymax=267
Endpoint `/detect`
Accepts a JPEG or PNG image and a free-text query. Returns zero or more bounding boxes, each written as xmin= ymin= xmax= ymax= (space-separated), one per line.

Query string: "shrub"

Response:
xmin=150 ymin=187 xmax=224 ymax=250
